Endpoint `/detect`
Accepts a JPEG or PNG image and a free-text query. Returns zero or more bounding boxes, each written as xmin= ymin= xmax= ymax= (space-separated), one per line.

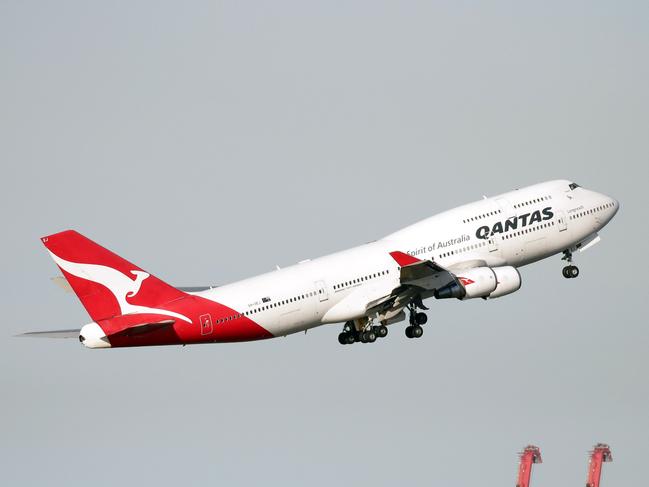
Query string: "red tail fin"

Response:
xmin=42 ymin=230 xmax=187 ymax=322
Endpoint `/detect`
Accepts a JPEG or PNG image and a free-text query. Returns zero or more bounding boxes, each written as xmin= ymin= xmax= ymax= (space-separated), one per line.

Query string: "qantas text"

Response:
xmin=475 ymin=207 xmax=554 ymax=239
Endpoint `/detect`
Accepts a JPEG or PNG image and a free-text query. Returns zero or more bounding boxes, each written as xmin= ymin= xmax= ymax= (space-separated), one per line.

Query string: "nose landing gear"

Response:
xmin=561 ymin=249 xmax=580 ymax=279
xmin=562 ymin=265 xmax=580 ymax=278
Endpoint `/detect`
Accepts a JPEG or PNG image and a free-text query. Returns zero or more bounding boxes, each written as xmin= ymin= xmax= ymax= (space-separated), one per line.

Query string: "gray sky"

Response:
xmin=1 ymin=1 xmax=647 ymax=486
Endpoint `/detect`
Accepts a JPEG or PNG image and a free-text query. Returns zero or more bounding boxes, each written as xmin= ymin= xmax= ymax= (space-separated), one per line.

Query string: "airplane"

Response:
xmin=24 ymin=179 xmax=618 ymax=348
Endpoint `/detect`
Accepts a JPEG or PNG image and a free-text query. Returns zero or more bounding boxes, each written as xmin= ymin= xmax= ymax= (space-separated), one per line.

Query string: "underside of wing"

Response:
xmin=389 ymin=251 xmax=459 ymax=292
xmin=365 ymin=251 xmax=466 ymax=321
xmin=367 ymin=251 xmax=485 ymax=322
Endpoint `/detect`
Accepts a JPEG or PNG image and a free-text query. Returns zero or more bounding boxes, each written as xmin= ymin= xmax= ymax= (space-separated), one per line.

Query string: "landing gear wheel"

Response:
xmin=405 ymin=325 xmax=423 ymax=339
xmin=346 ymin=333 xmax=356 ymax=344
xmin=338 ymin=333 xmax=348 ymax=345
xmin=562 ymin=265 xmax=580 ymax=278
xmin=415 ymin=312 xmax=428 ymax=325
xmin=360 ymin=330 xmax=377 ymax=343
xmin=376 ymin=325 xmax=388 ymax=338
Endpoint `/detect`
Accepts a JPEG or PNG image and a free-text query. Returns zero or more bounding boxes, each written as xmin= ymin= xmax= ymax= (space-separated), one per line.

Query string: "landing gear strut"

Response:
xmin=405 ymin=304 xmax=427 ymax=339
xmin=561 ymin=249 xmax=580 ymax=279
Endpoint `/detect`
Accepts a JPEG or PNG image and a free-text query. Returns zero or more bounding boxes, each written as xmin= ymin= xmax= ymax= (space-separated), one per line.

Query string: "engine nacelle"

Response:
xmin=435 ymin=267 xmax=497 ymax=300
xmin=487 ymin=266 xmax=521 ymax=299
xmin=434 ymin=266 xmax=521 ymax=300
xmin=456 ymin=267 xmax=498 ymax=299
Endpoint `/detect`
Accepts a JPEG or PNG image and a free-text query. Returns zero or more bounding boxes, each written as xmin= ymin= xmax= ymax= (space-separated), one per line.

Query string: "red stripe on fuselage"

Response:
xmin=99 ymin=294 xmax=273 ymax=347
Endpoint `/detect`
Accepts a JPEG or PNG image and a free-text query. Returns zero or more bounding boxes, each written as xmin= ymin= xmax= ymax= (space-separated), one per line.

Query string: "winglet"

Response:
xmin=389 ymin=251 xmax=422 ymax=267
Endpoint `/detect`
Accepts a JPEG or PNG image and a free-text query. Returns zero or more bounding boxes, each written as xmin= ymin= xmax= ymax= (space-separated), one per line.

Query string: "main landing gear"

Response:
xmin=337 ymin=302 xmax=429 ymax=345
xmin=561 ymin=249 xmax=580 ymax=279
xmin=338 ymin=319 xmax=388 ymax=345
xmin=404 ymin=304 xmax=427 ymax=339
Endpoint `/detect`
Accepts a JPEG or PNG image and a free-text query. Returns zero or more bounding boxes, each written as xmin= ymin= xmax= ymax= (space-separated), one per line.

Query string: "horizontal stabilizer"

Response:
xmin=51 ymin=276 xmax=73 ymax=293
xmin=52 ymin=276 xmax=214 ymax=294
xmin=176 ymin=286 xmax=216 ymax=292
xmin=18 ymin=329 xmax=80 ymax=339
xmin=110 ymin=319 xmax=175 ymax=337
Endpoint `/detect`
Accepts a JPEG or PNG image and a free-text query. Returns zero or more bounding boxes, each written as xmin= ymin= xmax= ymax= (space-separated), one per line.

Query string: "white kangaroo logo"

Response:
xmin=125 ymin=270 xmax=149 ymax=298
xmin=48 ymin=251 xmax=192 ymax=323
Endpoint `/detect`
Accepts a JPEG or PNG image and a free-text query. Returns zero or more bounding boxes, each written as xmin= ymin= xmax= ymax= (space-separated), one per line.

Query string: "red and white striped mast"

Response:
xmin=516 ymin=445 xmax=542 ymax=487
xmin=586 ymin=443 xmax=612 ymax=487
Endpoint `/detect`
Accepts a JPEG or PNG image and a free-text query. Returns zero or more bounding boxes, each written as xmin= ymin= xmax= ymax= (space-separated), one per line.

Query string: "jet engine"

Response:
xmin=434 ymin=266 xmax=521 ymax=300
xmin=487 ymin=266 xmax=521 ymax=299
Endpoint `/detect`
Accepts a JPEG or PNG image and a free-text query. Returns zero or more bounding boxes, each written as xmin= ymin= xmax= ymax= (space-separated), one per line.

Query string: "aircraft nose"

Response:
xmin=597 ymin=193 xmax=619 ymax=222
xmin=602 ymin=194 xmax=619 ymax=216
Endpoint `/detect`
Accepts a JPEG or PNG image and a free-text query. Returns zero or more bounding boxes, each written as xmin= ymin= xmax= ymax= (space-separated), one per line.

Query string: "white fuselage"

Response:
xmin=195 ymin=180 xmax=618 ymax=337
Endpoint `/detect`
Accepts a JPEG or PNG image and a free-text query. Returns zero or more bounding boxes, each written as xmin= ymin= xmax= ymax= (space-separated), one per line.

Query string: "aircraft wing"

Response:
xmin=364 ymin=251 xmax=460 ymax=321
xmin=389 ymin=251 xmax=459 ymax=291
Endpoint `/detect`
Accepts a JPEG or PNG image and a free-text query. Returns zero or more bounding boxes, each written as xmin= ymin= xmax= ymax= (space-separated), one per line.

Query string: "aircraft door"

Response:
xmin=556 ymin=211 xmax=568 ymax=232
xmin=315 ymin=280 xmax=329 ymax=302
xmin=200 ymin=314 xmax=213 ymax=335
xmin=488 ymin=236 xmax=499 ymax=253
xmin=496 ymin=197 xmax=515 ymax=218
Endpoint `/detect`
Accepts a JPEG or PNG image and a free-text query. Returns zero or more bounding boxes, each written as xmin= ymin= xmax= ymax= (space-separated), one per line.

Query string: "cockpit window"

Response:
xmin=569 ymin=182 xmax=580 ymax=190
